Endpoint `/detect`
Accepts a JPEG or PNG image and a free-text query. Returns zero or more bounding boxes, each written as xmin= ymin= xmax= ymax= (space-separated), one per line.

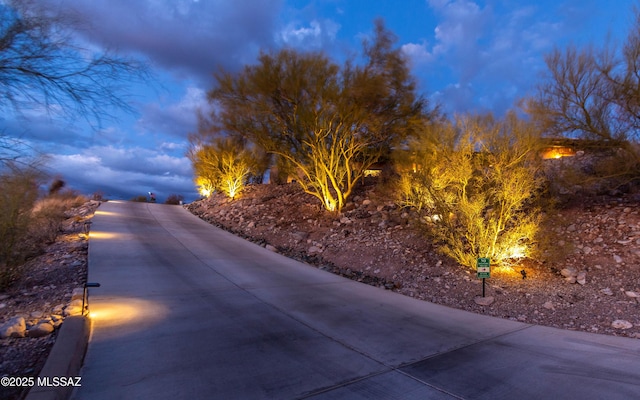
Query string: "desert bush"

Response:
xmin=0 ymin=167 xmax=41 ymax=287
xmin=0 ymin=171 xmax=89 ymax=288
xmin=131 ymin=195 xmax=149 ymax=202
xmin=398 ymin=112 xmax=547 ymax=270
xmin=91 ymin=191 xmax=106 ymax=201
xmin=165 ymin=194 xmax=184 ymax=205
xmin=188 ymin=137 xmax=266 ymax=200
xmin=48 ymin=176 xmax=65 ymax=195
xmin=31 ymin=190 xmax=88 ymax=243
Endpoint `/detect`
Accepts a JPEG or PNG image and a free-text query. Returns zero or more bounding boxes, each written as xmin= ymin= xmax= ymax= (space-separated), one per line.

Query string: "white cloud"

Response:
xmin=421 ymin=0 xmax=569 ymax=114
xmin=278 ymin=19 xmax=340 ymax=48
xmin=401 ymin=41 xmax=434 ymax=65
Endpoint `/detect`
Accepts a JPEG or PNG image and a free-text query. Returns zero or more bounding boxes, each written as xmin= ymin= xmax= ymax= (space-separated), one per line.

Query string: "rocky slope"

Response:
xmin=186 ymin=182 xmax=640 ymax=338
xmin=0 ymin=201 xmax=98 ymax=400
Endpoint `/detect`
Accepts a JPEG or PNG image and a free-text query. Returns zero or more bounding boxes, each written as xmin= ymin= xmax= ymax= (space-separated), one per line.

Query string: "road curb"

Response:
xmin=24 ymin=316 xmax=91 ymax=400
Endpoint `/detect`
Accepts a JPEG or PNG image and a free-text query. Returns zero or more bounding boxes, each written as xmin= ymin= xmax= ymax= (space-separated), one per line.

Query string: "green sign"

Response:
xmin=477 ymin=258 xmax=491 ymax=279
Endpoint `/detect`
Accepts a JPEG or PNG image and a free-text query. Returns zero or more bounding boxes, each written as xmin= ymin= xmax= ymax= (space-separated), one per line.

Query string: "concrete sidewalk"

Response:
xmin=72 ymin=201 xmax=640 ymax=399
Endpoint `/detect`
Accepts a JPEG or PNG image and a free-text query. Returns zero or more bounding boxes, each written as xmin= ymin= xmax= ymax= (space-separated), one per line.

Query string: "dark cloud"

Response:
xmin=42 ymin=0 xmax=284 ymax=83
xmin=135 ymin=86 xmax=206 ymax=139
xmin=48 ymin=145 xmax=196 ymax=201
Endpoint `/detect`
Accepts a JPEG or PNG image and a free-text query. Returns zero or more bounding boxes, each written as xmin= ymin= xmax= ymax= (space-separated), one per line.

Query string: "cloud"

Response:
xmin=136 ymin=85 xmax=206 ymax=139
xmin=43 ymin=0 xmax=284 ymax=83
xmin=278 ymin=19 xmax=341 ymax=49
xmin=48 ymin=145 xmax=196 ymax=201
xmin=416 ymin=0 xmax=571 ymax=114
xmin=401 ymin=41 xmax=433 ymax=66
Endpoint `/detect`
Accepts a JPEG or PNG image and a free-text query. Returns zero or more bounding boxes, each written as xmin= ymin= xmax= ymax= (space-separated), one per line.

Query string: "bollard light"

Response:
xmin=82 ymin=282 xmax=101 ymax=316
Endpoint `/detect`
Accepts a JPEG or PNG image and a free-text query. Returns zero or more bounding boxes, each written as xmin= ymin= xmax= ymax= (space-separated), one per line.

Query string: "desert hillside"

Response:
xmin=187 ymin=182 xmax=640 ymax=338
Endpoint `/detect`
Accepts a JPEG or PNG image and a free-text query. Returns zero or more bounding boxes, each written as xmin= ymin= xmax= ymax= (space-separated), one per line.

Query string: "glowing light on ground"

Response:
xmin=89 ymin=231 xmax=120 ymax=240
xmin=492 ymin=266 xmax=523 ymax=277
xmin=506 ymin=245 xmax=527 ymax=260
xmin=88 ymin=298 xmax=167 ymax=338
xmin=94 ymin=210 xmax=119 ymax=217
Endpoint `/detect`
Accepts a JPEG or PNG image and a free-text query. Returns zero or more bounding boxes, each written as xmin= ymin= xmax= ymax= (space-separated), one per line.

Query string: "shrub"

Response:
xmin=0 ymin=167 xmax=41 ymax=287
xmin=31 ymin=190 xmax=88 ymax=244
xmin=398 ymin=112 xmax=546 ymax=270
xmin=165 ymin=194 xmax=184 ymax=205
xmin=188 ymin=137 xmax=266 ymax=200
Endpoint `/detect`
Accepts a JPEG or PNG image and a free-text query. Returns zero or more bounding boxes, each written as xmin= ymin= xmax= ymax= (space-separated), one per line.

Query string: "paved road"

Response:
xmin=73 ymin=201 xmax=640 ymax=399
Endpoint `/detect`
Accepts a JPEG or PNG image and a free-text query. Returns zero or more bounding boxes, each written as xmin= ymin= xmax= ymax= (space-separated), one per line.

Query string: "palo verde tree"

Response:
xmin=203 ymin=20 xmax=426 ymax=212
xmin=0 ymin=0 xmax=149 ymax=126
xmin=188 ymin=136 xmax=268 ymax=199
xmin=398 ymin=112 xmax=546 ymax=270
xmin=525 ymin=5 xmax=640 ymax=188
xmin=0 ymin=1 xmax=148 ymax=287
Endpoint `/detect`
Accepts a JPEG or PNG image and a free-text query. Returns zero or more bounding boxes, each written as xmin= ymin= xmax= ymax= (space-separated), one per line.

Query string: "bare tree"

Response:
xmin=0 ymin=0 xmax=149 ymax=127
xmin=526 ymin=46 xmax=619 ymax=141
xmin=524 ymin=6 xmax=640 ymax=189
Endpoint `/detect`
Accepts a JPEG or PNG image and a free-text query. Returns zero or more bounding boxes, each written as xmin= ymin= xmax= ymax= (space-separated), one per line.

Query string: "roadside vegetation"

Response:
xmin=0 ymin=172 xmax=86 ymax=288
xmin=190 ymin=5 xmax=640 ymax=274
xmin=0 ymin=0 xmax=149 ymax=289
xmin=396 ymin=113 xmax=546 ymax=269
xmin=192 ymin=20 xmax=427 ymax=213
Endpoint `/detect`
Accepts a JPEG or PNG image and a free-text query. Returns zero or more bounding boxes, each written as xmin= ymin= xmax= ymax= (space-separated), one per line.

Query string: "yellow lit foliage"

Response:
xmin=400 ymin=112 xmax=545 ymax=269
xmin=188 ymin=138 xmax=258 ymax=200
xmin=207 ymin=21 xmax=427 ymax=213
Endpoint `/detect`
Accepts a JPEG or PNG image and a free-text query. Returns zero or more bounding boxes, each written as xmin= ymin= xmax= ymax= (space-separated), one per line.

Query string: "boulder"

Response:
xmin=28 ymin=322 xmax=54 ymax=338
xmin=63 ymin=299 xmax=84 ymax=316
xmin=611 ymin=320 xmax=633 ymax=330
xmin=474 ymin=296 xmax=495 ymax=306
xmin=0 ymin=316 xmax=26 ymax=339
xmin=71 ymin=288 xmax=85 ymax=302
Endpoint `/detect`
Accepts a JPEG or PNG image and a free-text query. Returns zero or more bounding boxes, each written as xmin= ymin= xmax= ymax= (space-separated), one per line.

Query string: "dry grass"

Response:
xmin=0 ymin=177 xmax=87 ymax=288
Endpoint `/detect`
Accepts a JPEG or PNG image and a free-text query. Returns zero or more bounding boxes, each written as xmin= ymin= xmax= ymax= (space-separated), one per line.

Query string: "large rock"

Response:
xmin=71 ymin=288 xmax=85 ymax=301
xmin=611 ymin=320 xmax=633 ymax=330
xmin=474 ymin=296 xmax=495 ymax=306
xmin=0 ymin=316 xmax=26 ymax=339
xmin=308 ymin=245 xmax=322 ymax=254
xmin=63 ymin=299 xmax=84 ymax=316
xmin=28 ymin=322 xmax=55 ymax=338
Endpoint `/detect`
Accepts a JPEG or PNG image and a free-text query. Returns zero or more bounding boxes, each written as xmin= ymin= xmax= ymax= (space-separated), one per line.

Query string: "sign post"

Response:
xmin=476 ymin=258 xmax=491 ymax=297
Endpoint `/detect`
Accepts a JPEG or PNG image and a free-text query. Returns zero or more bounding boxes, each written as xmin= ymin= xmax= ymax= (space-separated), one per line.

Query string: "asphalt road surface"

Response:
xmin=73 ymin=201 xmax=640 ymax=399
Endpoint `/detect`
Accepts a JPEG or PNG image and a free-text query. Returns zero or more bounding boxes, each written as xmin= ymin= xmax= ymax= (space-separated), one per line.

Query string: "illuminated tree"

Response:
xmin=188 ymin=137 xmax=266 ymax=199
xmin=399 ymin=112 xmax=545 ymax=269
xmin=204 ymin=20 xmax=426 ymax=212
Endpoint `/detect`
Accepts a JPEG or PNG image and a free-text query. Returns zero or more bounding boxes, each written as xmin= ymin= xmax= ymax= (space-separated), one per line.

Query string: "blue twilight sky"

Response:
xmin=4 ymin=0 xmax=636 ymax=202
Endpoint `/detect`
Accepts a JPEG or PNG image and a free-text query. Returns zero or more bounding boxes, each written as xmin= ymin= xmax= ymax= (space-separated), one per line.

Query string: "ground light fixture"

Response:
xmin=82 ymin=282 xmax=101 ymax=316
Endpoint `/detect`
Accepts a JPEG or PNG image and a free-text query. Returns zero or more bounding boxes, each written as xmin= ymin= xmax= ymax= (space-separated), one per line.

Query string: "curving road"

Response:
xmin=73 ymin=201 xmax=640 ymax=399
